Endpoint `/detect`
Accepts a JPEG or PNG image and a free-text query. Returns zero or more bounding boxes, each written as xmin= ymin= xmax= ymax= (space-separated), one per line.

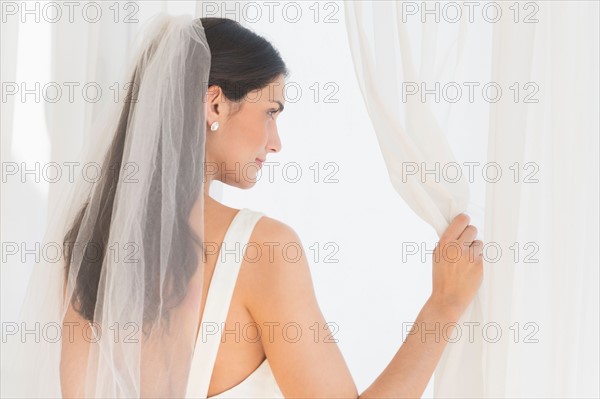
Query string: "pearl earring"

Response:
xmin=210 ymin=121 xmax=219 ymax=132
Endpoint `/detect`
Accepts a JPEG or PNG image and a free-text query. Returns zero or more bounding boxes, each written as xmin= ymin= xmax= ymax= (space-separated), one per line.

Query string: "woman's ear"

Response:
xmin=204 ymin=87 xmax=216 ymax=122
xmin=204 ymin=91 xmax=211 ymax=123
xmin=204 ymin=86 xmax=227 ymax=122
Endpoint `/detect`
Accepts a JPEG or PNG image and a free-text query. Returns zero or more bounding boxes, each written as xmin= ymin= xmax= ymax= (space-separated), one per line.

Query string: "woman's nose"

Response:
xmin=268 ymin=127 xmax=282 ymax=153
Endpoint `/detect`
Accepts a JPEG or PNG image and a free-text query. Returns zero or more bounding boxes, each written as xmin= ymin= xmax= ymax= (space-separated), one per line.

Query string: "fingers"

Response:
xmin=440 ymin=214 xmax=482 ymax=259
xmin=440 ymin=213 xmax=470 ymax=242
xmin=458 ymin=225 xmax=478 ymax=249
xmin=469 ymin=239 xmax=484 ymax=260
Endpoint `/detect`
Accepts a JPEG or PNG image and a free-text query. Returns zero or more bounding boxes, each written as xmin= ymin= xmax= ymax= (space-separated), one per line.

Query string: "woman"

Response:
xmin=16 ymin=15 xmax=483 ymax=399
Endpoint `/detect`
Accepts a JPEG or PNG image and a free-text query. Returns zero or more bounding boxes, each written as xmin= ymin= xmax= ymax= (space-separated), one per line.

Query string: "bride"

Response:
xmin=9 ymin=14 xmax=483 ymax=399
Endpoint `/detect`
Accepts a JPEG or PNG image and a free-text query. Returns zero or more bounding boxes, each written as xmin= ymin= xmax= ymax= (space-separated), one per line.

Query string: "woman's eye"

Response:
xmin=268 ymin=110 xmax=277 ymax=118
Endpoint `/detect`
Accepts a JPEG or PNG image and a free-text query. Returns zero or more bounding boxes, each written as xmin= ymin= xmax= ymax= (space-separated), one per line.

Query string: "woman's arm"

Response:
xmin=358 ymin=297 xmax=462 ymax=398
xmin=243 ymin=213 xmax=481 ymax=398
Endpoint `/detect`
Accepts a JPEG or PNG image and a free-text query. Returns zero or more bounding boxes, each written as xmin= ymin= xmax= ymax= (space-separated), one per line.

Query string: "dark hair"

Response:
xmin=202 ymin=18 xmax=289 ymax=107
xmin=63 ymin=17 xmax=288 ymax=335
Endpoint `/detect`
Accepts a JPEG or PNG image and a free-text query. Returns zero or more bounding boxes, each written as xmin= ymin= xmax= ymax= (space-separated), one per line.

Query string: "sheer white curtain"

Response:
xmin=344 ymin=1 xmax=599 ymax=397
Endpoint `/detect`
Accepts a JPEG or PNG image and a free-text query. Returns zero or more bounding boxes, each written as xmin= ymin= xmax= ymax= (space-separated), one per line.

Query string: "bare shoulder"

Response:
xmin=253 ymin=214 xmax=301 ymax=254
xmin=252 ymin=213 xmax=298 ymax=240
xmin=238 ymin=214 xmax=358 ymax=398
xmin=239 ymin=214 xmax=309 ymax=302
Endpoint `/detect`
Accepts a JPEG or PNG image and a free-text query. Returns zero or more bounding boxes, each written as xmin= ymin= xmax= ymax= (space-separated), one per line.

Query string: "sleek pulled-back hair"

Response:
xmin=202 ymin=18 xmax=289 ymax=103
xmin=63 ymin=17 xmax=289 ymax=332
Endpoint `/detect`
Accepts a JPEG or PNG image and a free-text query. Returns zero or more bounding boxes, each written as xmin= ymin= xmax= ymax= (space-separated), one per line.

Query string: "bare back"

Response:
xmin=198 ymin=201 xmax=268 ymax=397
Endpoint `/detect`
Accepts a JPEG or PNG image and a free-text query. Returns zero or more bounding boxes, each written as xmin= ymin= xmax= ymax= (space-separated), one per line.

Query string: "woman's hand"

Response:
xmin=430 ymin=213 xmax=484 ymax=317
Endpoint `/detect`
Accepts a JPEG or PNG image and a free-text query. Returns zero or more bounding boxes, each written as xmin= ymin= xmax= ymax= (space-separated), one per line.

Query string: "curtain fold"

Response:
xmin=483 ymin=2 xmax=599 ymax=397
xmin=344 ymin=1 xmax=599 ymax=397
xmin=344 ymin=1 xmax=471 ymax=239
xmin=344 ymin=4 xmax=485 ymax=395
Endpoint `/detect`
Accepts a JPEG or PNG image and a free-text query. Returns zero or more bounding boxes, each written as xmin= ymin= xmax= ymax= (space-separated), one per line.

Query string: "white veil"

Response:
xmin=3 ymin=14 xmax=210 ymax=398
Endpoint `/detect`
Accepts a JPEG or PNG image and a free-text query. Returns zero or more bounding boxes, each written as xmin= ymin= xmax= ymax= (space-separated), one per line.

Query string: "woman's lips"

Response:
xmin=255 ymin=158 xmax=264 ymax=166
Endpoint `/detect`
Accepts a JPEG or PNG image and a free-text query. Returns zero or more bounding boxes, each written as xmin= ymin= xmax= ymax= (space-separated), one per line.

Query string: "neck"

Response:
xmin=201 ymin=175 xmax=218 ymax=209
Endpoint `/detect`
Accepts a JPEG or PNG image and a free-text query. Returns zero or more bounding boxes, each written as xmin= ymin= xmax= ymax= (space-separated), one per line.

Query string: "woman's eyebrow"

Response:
xmin=272 ymin=100 xmax=284 ymax=113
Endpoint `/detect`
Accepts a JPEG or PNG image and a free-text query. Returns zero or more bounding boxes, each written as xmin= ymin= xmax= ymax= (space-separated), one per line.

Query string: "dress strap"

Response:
xmin=186 ymin=208 xmax=265 ymax=398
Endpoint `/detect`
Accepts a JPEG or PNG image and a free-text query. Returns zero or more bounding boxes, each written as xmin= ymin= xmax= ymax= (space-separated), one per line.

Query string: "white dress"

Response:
xmin=185 ymin=208 xmax=285 ymax=398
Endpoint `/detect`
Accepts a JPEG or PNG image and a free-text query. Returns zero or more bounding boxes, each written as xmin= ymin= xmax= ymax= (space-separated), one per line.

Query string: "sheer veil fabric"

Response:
xmin=3 ymin=14 xmax=211 ymax=397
